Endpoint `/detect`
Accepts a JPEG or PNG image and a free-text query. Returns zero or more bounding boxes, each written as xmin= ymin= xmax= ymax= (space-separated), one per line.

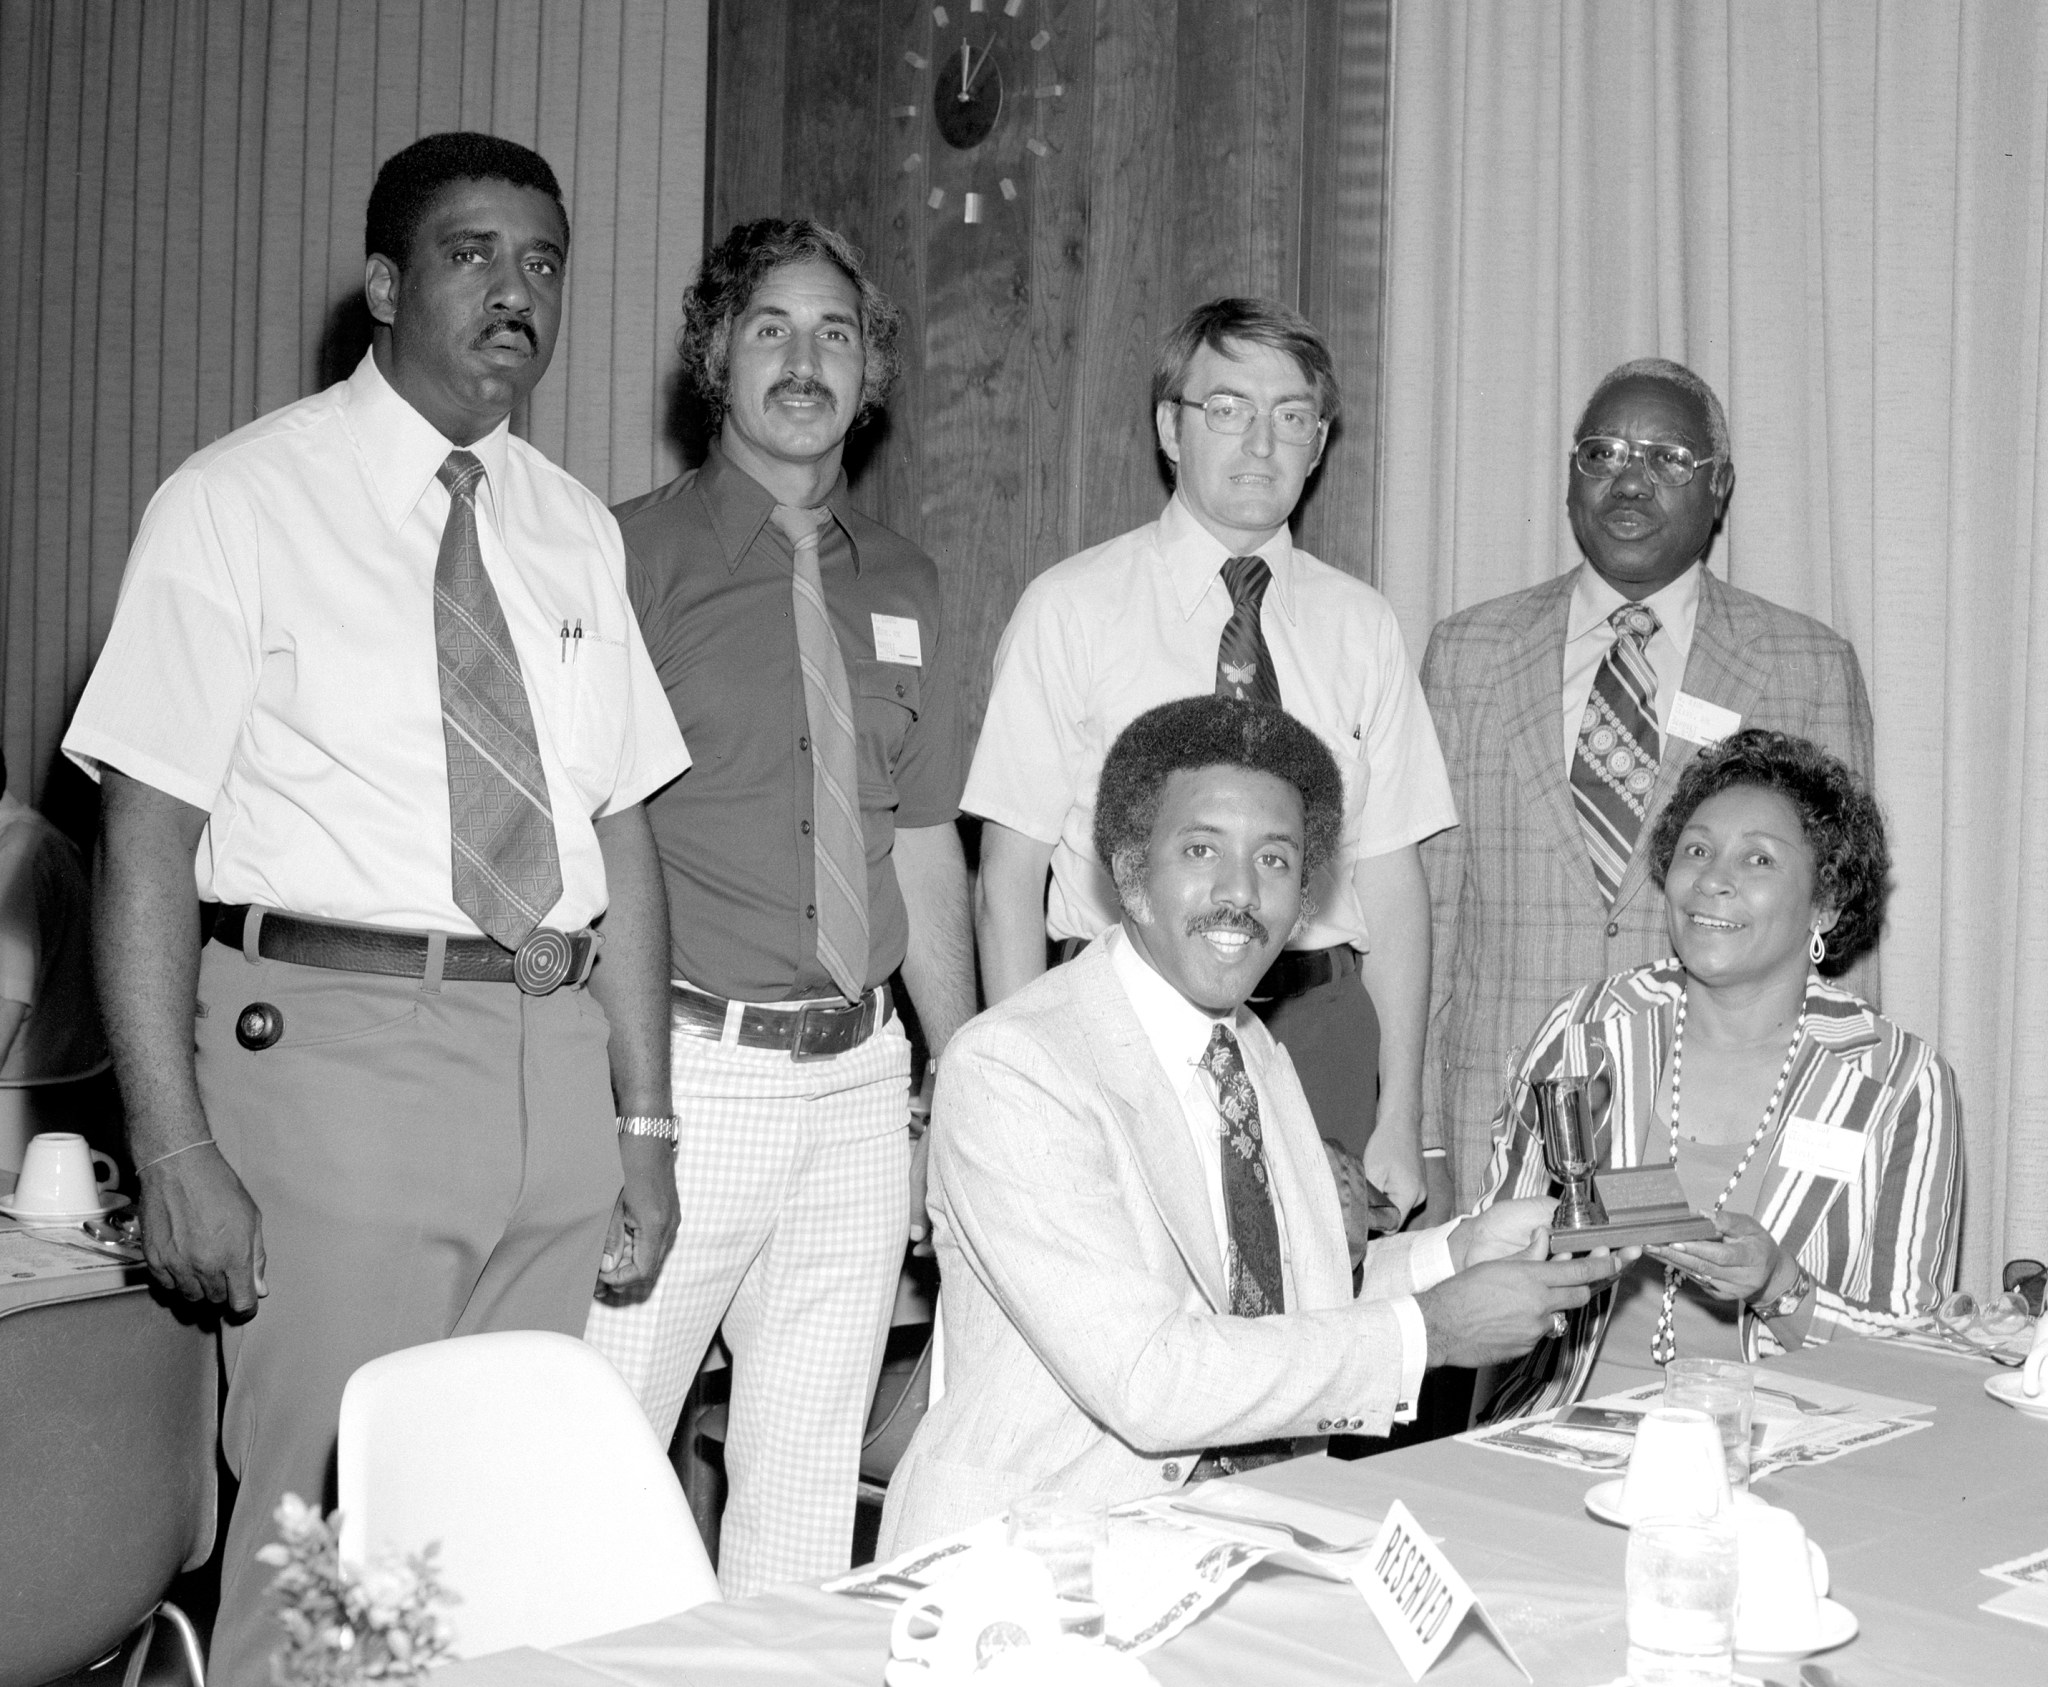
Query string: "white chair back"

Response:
xmin=337 ymin=1330 xmax=719 ymax=1658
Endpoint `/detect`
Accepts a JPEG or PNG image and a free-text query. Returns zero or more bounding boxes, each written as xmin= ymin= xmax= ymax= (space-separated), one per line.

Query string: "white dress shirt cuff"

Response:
xmin=1391 ymin=1294 xmax=1429 ymax=1422
xmin=1409 ymin=1219 xmax=1460 ymax=1292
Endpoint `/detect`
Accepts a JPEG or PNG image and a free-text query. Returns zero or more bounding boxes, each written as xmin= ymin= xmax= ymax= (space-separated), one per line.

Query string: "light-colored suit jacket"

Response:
xmin=877 ymin=941 xmax=1444 ymax=1554
xmin=1419 ymin=566 xmax=1874 ymax=1210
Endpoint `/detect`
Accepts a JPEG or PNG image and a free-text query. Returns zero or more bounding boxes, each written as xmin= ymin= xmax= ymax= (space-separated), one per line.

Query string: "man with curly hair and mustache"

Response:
xmin=879 ymin=697 xmax=1615 ymax=1550
xmin=585 ymin=219 xmax=974 ymax=1594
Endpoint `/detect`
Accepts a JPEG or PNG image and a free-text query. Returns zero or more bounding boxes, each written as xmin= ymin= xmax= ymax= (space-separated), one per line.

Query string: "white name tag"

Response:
xmin=1777 ymin=1115 xmax=1867 ymax=1182
xmin=1352 ymin=1500 xmax=1529 ymax=1681
xmin=1666 ymin=691 xmax=1743 ymax=746
xmin=871 ymin=613 xmax=923 ymax=666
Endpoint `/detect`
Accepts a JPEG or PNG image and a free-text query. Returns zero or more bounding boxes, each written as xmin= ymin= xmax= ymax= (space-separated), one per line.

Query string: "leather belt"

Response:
xmin=205 ymin=904 xmax=598 ymax=995
xmin=1248 ymin=942 xmax=1358 ymax=1003
xmin=670 ymin=981 xmax=892 ymax=1062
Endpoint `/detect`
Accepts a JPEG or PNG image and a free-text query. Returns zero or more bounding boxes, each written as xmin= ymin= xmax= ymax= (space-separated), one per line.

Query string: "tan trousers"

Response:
xmin=195 ymin=942 xmax=620 ymax=1686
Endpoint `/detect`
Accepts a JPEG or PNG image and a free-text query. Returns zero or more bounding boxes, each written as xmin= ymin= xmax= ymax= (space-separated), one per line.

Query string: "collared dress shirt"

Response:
xmin=964 ymin=494 xmax=1457 ymax=955
xmin=614 ymin=445 xmax=965 ymax=1001
xmin=64 ymin=352 xmax=688 ymax=933
xmin=1558 ymin=561 xmax=1704 ymax=769
xmin=1105 ymin=924 xmax=1443 ymax=1420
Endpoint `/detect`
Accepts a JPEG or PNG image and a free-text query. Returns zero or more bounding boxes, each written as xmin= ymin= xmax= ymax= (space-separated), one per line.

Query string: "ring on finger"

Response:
xmin=1549 ymin=1310 xmax=1569 ymax=1340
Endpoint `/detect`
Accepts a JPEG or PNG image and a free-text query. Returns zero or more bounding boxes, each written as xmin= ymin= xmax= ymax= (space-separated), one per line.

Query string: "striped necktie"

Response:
xmin=773 ymin=502 xmax=870 ymax=1003
xmin=1572 ymin=602 xmax=1663 ymax=905
xmin=433 ymin=449 xmax=561 ymax=947
xmin=1215 ymin=555 xmax=1283 ymax=708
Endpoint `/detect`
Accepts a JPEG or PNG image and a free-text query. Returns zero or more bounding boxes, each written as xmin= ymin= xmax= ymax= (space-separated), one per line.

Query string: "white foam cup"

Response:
xmin=889 ymin=1546 xmax=1062 ymax=1682
xmin=10 ymin=1132 xmax=117 ymax=1215
xmin=1621 ymin=1405 xmax=1733 ymax=1524
xmin=1731 ymin=1496 xmax=1829 ymax=1654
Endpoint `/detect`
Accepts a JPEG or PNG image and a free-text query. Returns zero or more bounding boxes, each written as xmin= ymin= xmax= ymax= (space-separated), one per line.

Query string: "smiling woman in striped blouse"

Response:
xmin=1474 ymin=729 xmax=1960 ymax=1420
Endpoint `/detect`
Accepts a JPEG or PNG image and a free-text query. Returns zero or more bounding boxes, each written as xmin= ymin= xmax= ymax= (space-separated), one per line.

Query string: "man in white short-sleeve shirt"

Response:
xmin=62 ymin=133 xmax=690 ymax=1682
xmin=968 ymin=298 xmax=1456 ymax=1227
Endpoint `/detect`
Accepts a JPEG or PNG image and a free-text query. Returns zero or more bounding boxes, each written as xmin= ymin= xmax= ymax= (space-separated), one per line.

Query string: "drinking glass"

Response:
xmin=1664 ymin=1365 xmax=1754 ymax=1494
xmin=1007 ymin=1493 xmax=1106 ymax=1640
xmin=1625 ymin=1515 xmax=1739 ymax=1686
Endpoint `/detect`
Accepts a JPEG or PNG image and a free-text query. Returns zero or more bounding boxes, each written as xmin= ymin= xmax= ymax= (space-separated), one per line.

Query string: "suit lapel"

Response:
xmin=1068 ymin=946 xmax=1231 ymax=1311
xmin=1504 ymin=574 xmax=1604 ymax=907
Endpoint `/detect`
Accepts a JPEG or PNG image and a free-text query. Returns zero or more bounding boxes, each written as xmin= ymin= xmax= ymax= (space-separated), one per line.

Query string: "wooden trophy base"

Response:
xmin=1545 ymin=1165 xmax=1719 ymax=1255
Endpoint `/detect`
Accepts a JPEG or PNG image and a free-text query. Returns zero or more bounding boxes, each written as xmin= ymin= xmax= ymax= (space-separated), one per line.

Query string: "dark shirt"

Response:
xmin=615 ymin=446 xmax=964 ymax=1000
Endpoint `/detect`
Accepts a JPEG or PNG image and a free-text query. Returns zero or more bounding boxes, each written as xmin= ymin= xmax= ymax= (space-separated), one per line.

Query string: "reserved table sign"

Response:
xmin=1350 ymin=1500 xmax=1529 ymax=1681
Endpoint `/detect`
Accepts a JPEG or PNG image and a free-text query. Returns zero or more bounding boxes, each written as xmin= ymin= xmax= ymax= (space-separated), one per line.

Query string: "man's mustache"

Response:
xmin=476 ymin=315 xmax=537 ymax=351
xmin=768 ymin=376 xmax=837 ymax=409
xmin=1186 ymin=908 xmax=1269 ymax=945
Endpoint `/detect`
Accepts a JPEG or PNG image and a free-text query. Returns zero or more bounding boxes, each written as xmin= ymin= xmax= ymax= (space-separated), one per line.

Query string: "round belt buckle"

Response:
xmin=513 ymin=927 xmax=575 ymax=995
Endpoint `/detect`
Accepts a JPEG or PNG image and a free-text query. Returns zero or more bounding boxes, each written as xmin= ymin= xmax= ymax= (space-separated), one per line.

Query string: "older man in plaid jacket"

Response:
xmin=1419 ymin=358 xmax=1873 ymax=1217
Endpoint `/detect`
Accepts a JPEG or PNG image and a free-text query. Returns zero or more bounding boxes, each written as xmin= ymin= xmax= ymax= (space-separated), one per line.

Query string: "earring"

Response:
xmin=1809 ymin=926 xmax=1827 ymax=967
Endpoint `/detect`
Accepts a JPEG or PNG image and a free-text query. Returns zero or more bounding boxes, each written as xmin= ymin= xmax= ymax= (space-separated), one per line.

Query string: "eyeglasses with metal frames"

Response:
xmin=1571 ymin=435 xmax=1722 ymax=488
xmin=1177 ymin=395 xmax=1324 ymax=448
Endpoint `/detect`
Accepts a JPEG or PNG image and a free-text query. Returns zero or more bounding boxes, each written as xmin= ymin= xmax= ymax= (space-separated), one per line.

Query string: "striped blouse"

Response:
xmin=1475 ymin=960 xmax=1962 ymax=1421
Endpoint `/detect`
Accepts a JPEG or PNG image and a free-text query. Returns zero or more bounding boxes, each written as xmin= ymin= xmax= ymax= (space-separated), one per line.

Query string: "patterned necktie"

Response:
xmin=773 ymin=503 xmax=869 ymax=1002
xmin=1199 ymin=1023 xmax=1286 ymax=1317
xmin=434 ymin=449 xmax=561 ymax=947
xmin=1214 ymin=555 xmax=1283 ymax=708
xmin=1572 ymin=602 xmax=1663 ymax=904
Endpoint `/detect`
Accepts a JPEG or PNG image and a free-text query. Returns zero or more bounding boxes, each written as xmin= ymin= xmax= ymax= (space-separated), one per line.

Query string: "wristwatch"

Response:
xmin=1757 ymin=1262 xmax=1813 ymax=1321
xmin=617 ymin=1114 xmax=680 ymax=1143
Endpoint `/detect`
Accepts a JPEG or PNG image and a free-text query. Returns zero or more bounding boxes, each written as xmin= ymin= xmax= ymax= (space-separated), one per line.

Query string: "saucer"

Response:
xmin=1584 ymin=1479 xmax=1628 ymax=1526
xmin=1736 ymin=1595 xmax=1857 ymax=1663
xmin=1984 ymin=1370 xmax=2048 ymax=1419
xmin=0 ymin=1190 xmax=131 ymax=1224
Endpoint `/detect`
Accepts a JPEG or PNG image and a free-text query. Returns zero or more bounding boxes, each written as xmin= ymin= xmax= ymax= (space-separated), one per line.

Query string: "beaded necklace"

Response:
xmin=1650 ymin=985 xmax=1805 ymax=1364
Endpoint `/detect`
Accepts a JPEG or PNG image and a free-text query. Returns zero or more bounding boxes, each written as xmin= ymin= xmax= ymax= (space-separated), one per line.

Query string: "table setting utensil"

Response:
xmin=0 ymin=1132 xmax=126 ymax=1224
xmin=1163 ymin=1498 xmax=1373 ymax=1555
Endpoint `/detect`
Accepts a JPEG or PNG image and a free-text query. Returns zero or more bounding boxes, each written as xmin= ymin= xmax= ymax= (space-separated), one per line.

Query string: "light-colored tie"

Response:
xmin=772 ymin=502 xmax=869 ymax=1002
xmin=1571 ymin=602 xmax=1663 ymax=904
xmin=434 ymin=449 xmax=561 ymax=947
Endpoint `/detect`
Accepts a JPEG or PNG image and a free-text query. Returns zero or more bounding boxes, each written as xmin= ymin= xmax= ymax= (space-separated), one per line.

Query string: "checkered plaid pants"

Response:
xmin=584 ymin=1001 xmax=910 ymax=1597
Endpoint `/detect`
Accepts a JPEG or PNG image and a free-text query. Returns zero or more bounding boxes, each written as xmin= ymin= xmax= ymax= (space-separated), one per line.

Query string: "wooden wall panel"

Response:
xmin=709 ymin=0 xmax=1393 ymax=737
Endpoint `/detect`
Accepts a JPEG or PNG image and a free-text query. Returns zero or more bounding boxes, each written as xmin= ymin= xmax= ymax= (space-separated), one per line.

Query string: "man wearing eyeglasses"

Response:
xmin=967 ymin=297 xmax=1456 ymax=1238
xmin=1418 ymin=358 xmax=1874 ymax=1220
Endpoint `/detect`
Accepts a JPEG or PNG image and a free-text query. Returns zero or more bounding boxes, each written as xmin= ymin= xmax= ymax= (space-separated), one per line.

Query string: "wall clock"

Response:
xmin=897 ymin=0 xmax=1067 ymax=224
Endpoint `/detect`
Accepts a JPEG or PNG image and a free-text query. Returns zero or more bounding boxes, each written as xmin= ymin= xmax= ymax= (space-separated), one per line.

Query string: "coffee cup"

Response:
xmin=1731 ymin=1495 xmax=1830 ymax=1654
xmin=889 ymin=1546 xmax=1062 ymax=1683
xmin=1620 ymin=1405 xmax=1732 ymax=1524
xmin=9 ymin=1132 xmax=118 ymax=1217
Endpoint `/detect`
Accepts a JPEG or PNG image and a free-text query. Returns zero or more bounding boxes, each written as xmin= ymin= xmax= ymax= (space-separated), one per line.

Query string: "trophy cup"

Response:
xmin=1533 ymin=1075 xmax=1608 ymax=1233
xmin=1524 ymin=1060 xmax=1719 ymax=1255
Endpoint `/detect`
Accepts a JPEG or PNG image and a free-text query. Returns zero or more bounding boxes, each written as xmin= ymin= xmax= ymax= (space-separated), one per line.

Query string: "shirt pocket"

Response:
xmin=547 ymin=630 xmax=631 ymax=808
xmin=852 ymin=659 xmax=921 ymax=803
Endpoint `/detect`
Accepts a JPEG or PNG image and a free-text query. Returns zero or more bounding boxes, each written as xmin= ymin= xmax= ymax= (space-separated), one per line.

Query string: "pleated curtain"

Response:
xmin=1378 ymin=0 xmax=2048 ymax=1290
xmin=0 ymin=0 xmax=708 ymax=811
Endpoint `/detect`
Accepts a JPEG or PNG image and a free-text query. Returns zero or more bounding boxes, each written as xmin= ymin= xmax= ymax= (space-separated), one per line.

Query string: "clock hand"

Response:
xmin=958 ymin=38 xmax=974 ymax=101
xmin=964 ymin=39 xmax=998 ymax=96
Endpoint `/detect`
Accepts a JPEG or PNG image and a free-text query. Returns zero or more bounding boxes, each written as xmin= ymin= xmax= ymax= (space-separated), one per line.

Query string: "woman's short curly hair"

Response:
xmin=1093 ymin=697 xmax=1344 ymax=917
xmin=679 ymin=218 xmax=901 ymax=427
xmin=1648 ymin=728 xmax=1890 ymax=975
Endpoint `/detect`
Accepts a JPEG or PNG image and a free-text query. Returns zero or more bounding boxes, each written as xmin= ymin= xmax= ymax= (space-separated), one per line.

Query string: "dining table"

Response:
xmin=439 ymin=1336 xmax=2045 ymax=1686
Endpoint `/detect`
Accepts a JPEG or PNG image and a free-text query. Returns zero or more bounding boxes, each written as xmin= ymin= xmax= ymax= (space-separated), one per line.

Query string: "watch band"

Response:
xmin=1758 ymin=1262 xmax=1812 ymax=1320
xmin=617 ymin=1114 xmax=680 ymax=1143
